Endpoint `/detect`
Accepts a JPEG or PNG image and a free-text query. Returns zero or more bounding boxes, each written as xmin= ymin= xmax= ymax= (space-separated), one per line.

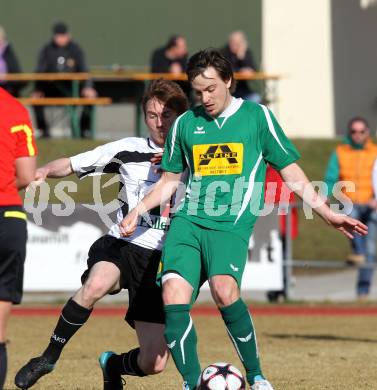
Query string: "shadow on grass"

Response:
xmin=265 ymin=333 xmax=377 ymax=343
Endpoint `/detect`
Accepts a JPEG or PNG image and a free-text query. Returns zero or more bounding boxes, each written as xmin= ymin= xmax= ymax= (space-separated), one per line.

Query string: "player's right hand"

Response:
xmin=25 ymin=167 xmax=49 ymax=193
xmin=33 ymin=167 xmax=50 ymax=185
xmin=119 ymin=208 xmax=139 ymax=237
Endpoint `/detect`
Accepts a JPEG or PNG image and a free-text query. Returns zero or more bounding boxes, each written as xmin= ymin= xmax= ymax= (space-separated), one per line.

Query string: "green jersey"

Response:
xmin=161 ymin=98 xmax=300 ymax=233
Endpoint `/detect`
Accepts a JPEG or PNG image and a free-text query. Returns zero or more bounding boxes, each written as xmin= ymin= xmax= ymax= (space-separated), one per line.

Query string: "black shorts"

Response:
xmin=0 ymin=206 xmax=27 ymax=304
xmin=81 ymin=235 xmax=164 ymax=328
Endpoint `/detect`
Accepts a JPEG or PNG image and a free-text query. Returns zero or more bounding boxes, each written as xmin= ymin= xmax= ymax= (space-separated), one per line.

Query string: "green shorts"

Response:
xmin=157 ymin=216 xmax=250 ymax=299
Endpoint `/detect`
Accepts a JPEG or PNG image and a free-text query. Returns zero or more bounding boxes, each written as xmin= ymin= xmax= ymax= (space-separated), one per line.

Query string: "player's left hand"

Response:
xmin=119 ymin=208 xmax=139 ymax=237
xmin=151 ymin=153 xmax=163 ymax=174
xmin=327 ymin=213 xmax=368 ymax=239
xmin=151 ymin=152 xmax=163 ymax=165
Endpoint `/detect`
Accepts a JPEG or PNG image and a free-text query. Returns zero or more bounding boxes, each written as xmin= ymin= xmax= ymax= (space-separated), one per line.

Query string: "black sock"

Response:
xmin=107 ymin=348 xmax=146 ymax=377
xmin=42 ymin=298 xmax=92 ymax=364
xmin=0 ymin=342 xmax=7 ymax=390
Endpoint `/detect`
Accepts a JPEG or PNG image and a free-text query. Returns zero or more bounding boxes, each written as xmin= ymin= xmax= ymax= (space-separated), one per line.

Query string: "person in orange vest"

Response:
xmin=325 ymin=116 xmax=377 ymax=299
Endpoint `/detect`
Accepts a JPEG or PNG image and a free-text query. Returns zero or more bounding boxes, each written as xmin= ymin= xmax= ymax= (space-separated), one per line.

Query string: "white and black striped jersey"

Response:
xmin=70 ymin=137 xmax=170 ymax=250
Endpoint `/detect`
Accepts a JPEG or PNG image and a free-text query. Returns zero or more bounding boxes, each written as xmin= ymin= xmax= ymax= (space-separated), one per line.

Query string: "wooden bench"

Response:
xmin=18 ymin=97 xmax=112 ymax=138
xmin=19 ymin=97 xmax=112 ymax=106
xmin=2 ymin=71 xmax=282 ymax=137
xmin=90 ymin=71 xmax=282 ymax=136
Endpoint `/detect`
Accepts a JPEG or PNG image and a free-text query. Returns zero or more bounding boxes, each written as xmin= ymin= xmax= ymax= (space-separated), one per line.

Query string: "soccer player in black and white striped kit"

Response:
xmin=15 ymin=79 xmax=188 ymax=390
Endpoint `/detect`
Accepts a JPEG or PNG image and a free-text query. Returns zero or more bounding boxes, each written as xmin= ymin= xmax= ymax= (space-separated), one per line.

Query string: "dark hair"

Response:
xmin=53 ymin=22 xmax=68 ymax=35
xmin=165 ymin=35 xmax=183 ymax=50
xmin=186 ymin=48 xmax=235 ymax=92
xmin=142 ymin=79 xmax=188 ymax=116
xmin=348 ymin=116 xmax=369 ymax=132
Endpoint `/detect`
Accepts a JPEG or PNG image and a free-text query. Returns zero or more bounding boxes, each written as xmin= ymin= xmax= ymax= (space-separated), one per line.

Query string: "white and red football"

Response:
xmin=197 ymin=362 xmax=246 ymax=390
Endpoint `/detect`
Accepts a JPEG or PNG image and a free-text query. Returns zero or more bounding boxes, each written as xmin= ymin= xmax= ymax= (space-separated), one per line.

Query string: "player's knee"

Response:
xmin=162 ymin=280 xmax=191 ymax=304
xmin=162 ymin=285 xmax=177 ymax=304
xmin=139 ymin=352 xmax=168 ymax=375
xmin=81 ymin=277 xmax=109 ymax=303
xmin=211 ymin=282 xmax=239 ymax=307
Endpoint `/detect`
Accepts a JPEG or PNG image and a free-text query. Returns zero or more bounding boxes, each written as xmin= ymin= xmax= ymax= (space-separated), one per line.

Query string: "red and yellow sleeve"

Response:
xmin=10 ymin=109 xmax=38 ymax=158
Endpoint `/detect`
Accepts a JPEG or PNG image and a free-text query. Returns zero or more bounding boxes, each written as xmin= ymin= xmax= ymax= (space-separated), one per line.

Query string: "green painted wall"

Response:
xmin=0 ymin=0 xmax=261 ymax=71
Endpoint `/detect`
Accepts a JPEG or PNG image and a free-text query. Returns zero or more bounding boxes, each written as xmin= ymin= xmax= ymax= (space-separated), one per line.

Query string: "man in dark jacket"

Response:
xmin=150 ymin=35 xmax=190 ymax=98
xmin=150 ymin=35 xmax=188 ymax=74
xmin=0 ymin=25 xmax=25 ymax=96
xmin=33 ymin=22 xmax=97 ymax=138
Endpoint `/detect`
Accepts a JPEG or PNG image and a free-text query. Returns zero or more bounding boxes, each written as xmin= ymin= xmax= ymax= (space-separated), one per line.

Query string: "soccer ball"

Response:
xmin=197 ymin=362 xmax=246 ymax=389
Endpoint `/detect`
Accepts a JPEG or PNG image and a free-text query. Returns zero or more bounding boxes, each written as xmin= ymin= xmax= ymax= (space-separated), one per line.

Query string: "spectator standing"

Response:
xmin=324 ymin=116 xmax=377 ymax=299
xmin=222 ymin=30 xmax=261 ymax=102
xmin=33 ymin=22 xmax=97 ymax=138
xmin=0 ymin=87 xmax=37 ymax=390
xmin=0 ymin=25 xmax=25 ymax=96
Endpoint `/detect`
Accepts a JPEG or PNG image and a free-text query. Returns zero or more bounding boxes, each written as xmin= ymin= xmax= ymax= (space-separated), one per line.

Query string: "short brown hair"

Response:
xmin=142 ymin=79 xmax=188 ymax=116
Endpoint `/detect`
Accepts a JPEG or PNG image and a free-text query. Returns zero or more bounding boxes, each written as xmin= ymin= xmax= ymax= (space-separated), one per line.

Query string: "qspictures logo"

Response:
xmin=193 ymin=143 xmax=243 ymax=176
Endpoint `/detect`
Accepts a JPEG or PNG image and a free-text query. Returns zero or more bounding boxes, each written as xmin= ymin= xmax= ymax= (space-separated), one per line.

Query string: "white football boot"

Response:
xmin=251 ymin=378 xmax=275 ymax=390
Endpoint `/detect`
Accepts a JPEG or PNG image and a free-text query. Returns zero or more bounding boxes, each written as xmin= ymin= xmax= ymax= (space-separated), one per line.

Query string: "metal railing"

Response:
xmin=282 ymin=203 xmax=376 ymax=300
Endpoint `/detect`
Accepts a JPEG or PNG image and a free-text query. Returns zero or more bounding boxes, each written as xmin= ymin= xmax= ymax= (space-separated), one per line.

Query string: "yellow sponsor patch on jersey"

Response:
xmin=193 ymin=143 xmax=243 ymax=176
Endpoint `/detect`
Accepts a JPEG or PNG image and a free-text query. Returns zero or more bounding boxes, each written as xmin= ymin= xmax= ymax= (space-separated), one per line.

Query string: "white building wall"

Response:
xmin=262 ymin=0 xmax=335 ymax=138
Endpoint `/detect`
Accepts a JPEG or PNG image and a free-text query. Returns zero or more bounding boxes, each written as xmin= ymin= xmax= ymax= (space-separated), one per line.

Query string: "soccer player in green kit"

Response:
xmin=120 ymin=49 xmax=368 ymax=390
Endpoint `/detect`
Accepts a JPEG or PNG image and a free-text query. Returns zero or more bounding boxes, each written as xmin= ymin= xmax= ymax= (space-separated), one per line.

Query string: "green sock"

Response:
xmin=164 ymin=304 xmax=201 ymax=389
xmin=220 ymin=298 xmax=262 ymax=385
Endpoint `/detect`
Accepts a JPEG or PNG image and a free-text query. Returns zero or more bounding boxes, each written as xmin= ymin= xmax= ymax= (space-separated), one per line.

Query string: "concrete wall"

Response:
xmin=262 ymin=0 xmax=335 ymax=138
xmin=331 ymin=0 xmax=377 ymax=136
xmin=262 ymin=0 xmax=377 ymax=138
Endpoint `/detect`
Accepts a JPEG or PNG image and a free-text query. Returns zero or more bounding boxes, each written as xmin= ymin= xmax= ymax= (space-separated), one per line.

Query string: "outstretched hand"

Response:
xmin=34 ymin=167 xmax=49 ymax=185
xmin=26 ymin=167 xmax=49 ymax=192
xmin=327 ymin=213 xmax=368 ymax=239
